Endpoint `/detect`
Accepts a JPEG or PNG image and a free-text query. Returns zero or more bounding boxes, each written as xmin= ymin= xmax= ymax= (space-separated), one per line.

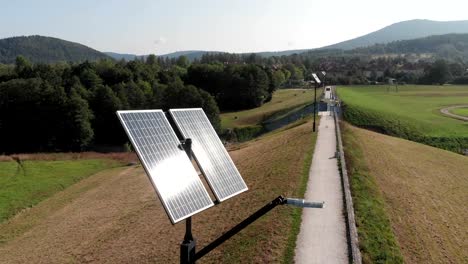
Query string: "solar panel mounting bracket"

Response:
xmin=192 ymin=195 xmax=324 ymax=262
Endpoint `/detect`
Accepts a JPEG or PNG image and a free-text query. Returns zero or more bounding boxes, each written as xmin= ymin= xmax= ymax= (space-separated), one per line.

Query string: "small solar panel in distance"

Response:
xmin=169 ymin=109 xmax=248 ymax=202
xmin=312 ymin=73 xmax=321 ymax=84
xmin=117 ymin=110 xmax=214 ymax=224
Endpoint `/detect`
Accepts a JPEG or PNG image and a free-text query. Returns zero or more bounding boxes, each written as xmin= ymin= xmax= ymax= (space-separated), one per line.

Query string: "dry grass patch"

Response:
xmin=0 ymin=121 xmax=317 ymax=263
xmin=345 ymin=124 xmax=468 ymax=264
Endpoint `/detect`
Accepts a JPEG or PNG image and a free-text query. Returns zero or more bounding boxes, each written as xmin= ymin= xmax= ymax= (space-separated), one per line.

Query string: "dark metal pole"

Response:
xmin=181 ymin=139 xmax=196 ymax=264
xmin=194 ymin=196 xmax=286 ymax=261
xmin=313 ymin=82 xmax=317 ymax=132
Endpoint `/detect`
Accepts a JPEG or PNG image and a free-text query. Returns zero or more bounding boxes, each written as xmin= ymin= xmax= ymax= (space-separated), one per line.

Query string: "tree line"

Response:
xmin=1 ymin=48 xmax=467 ymax=154
xmin=0 ymin=55 xmax=294 ymax=153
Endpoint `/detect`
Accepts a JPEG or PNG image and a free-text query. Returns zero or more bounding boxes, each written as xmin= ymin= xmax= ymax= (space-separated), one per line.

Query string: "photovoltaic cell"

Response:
xmin=169 ymin=109 xmax=248 ymax=202
xmin=117 ymin=110 xmax=214 ymax=224
xmin=312 ymin=73 xmax=321 ymax=84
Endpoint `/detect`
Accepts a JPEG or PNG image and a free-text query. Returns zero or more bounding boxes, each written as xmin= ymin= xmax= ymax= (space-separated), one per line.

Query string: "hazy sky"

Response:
xmin=1 ymin=0 xmax=467 ymax=55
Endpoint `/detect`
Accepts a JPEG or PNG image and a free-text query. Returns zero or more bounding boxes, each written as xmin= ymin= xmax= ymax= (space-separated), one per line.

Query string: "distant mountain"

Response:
xmin=104 ymin=20 xmax=468 ymax=62
xmin=298 ymin=34 xmax=468 ymax=62
xmin=0 ymin=35 xmax=110 ymax=64
xmin=352 ymin=33 xmax=468 ymax=59
xmin=323 ymin=19 xmax=468 ymax=50
xmin=104 ymin=49 xmax=314 ymax=62
xmin=159 ymin=50 xmax=214 ymax=60
xmin=156 ymin=49 xmax=314 ymax=61
xmin=104 ymin=52 xmax=137 ymax=61
xmin=255 ymin=49 xmax=311 ymax=57
xmin=104 ymin=50 xmax=214 ymax=61
xmin=5 ymin=19 xmax=468 ymax=64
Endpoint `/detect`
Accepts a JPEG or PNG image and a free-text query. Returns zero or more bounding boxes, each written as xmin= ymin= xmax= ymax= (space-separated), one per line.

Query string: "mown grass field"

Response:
xmin=338 ymin=85 xmax=468 ymax=136
xmin=0 ymin=158 xmax=121 ymax=223
xmin=0 ymin=120 xmax=318 ymax=263
xmin=221 ymin=88 xmax=318 ymax=128
xmin=338 ymin=85 xmax=468 ymax=152
xmin=343 ymin=123 xmax=468 ymax=264
xmin=450 ymin=107 xmax=468 ymax=117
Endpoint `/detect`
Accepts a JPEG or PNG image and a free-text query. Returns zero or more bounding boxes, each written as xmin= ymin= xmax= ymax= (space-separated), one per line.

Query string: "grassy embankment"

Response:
xmin=343 ymin=123 xmax=468 ymax=263
xmin=338 ymin=85 xmax=468 ymax=153
xmin=450 ymin=107 xmax=468 ymax=117
xmin=221 ymin=88 xmax=320 ymax=140
xmin=342 ymin=124 xmax=404 ymax=263
xmin=0 ymin=119 xmax=318 ymax=263
xmin=0 ymin=155 xmax=124 ymax=223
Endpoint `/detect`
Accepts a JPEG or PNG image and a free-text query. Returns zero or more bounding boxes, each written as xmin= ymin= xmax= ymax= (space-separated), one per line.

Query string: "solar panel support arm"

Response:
xmin=193 ymin=196 xmax=323 ymax=262
xmin=193 ymin=195 xmax=286 ymax=262
xmin=180 ymin=138 xmax=196 ymax=264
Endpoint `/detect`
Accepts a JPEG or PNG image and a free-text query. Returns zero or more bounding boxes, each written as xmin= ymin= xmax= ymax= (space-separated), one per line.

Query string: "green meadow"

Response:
xmin=0 ymin=159 xmax=120 ymax=223
xmin=338 ymin=85 xmax=468 ymax=152
xmin=451 ymin=107 xmax=468 ymax=117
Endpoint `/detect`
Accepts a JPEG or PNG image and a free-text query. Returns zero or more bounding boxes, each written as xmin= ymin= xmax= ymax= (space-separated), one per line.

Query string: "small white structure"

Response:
xmin=324 ymin=86 xmax=332 ymax=100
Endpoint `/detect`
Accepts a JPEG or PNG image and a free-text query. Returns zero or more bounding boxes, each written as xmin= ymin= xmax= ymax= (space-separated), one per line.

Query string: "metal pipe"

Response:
xmin=194 ymin=195 xmax=324 ymax=262
xmin=285 ymin=198 xmax=325 ymax=208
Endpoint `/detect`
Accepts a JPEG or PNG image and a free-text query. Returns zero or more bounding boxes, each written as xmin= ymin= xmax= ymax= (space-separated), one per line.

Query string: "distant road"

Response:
xmin=440 ymin=105 xmax=468 ymax=121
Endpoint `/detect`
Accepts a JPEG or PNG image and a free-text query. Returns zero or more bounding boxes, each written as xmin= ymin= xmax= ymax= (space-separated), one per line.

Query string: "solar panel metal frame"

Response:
xmin=169 ymin=108 xmax=248 ymax=202
xmin=312 ymin=73 xmax=321 ymax=84
xmin=117 ymin=110 xmax=214 ymax=224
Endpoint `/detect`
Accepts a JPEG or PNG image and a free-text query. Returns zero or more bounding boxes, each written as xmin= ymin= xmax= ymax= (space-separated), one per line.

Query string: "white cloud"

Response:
xmin=154 ymin=36 xmax=167 ymax=45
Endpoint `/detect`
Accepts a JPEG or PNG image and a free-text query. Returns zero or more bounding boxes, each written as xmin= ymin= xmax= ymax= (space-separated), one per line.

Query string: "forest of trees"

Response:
xmin=0 ymin=55 xmax=295 ymax=153
xmin=1 ymin=47 xmax=467 ymax=154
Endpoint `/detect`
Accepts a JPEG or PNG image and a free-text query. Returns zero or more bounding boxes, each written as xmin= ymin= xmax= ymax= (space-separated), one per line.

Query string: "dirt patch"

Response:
xmin=347 ymin=124 xmax=468 ymax=264
xmin=0 ymin=122 xmax=315 ymax=263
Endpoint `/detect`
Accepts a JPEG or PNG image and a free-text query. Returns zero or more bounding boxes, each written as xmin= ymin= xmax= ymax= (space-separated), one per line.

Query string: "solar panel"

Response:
xmin=117 ymin=110 xmax=214 ymax=224
xmin=169 ymin=109 xmax=248 ymax=202
xmin=312 ymin=73 xmax=321 ymax=84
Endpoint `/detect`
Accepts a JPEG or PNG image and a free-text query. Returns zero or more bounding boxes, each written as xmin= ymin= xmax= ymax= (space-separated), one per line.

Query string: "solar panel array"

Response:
xmin=117 ymin=110 xmax=214 ymax=224
xmin=170 ymin=109 xmax=248 ymax=202
xmin=312 ymin=73 xmax=321 ymax=84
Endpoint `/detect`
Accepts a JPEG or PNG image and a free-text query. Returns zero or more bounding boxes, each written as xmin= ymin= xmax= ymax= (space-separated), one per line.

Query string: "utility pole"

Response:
xmin=311 ymin=73 xmax=322 ymax=133
xmin=313 ymin=81 xmax=317 ymax=132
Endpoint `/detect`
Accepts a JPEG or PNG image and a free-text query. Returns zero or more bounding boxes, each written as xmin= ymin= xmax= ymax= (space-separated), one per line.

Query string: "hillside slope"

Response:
xmin=0 ymin=120 xmax=317 ymax=263
xmin=324 ymin=19 xmax=468 ymax=50
xmin=343 ymin=123 xmax=467 ymax=263
xmin=0 ymin=36 xmax=110 ymax=64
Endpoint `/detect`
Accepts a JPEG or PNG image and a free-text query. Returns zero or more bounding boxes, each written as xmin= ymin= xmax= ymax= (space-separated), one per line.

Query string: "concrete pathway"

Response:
xmin=294 ymin=113 xmax=348 ymax=264
xmin=440 ymin=105 xmax=468 ymax=121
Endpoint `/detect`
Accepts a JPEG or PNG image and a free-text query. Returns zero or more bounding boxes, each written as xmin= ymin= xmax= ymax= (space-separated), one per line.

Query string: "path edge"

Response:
xmin=334 ymin=106 xmax=362 ymax=264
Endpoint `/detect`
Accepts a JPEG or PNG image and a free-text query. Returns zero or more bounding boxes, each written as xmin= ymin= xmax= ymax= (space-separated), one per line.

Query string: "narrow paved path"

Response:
xmin=440 ymin=105 xmax=468 ymax=121
xmin=294 ymin=113 xmax=348 ymax=264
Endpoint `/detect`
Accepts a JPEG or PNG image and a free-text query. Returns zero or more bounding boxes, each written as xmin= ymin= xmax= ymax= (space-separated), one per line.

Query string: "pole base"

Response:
xmin=181 ymin=239 xmax=196 ymax=264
